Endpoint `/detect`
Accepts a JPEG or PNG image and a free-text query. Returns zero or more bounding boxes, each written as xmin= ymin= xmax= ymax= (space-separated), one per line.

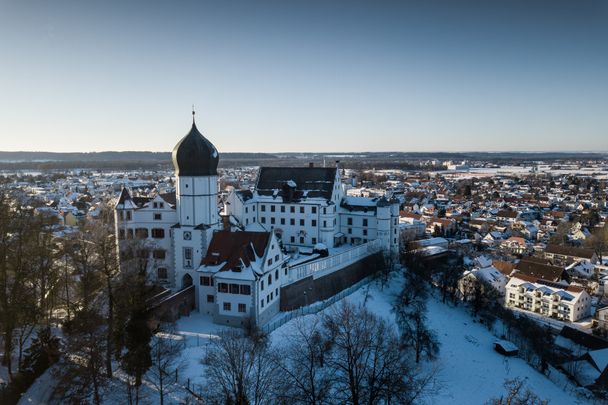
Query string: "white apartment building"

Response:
xmin=505 ymin=275 xmax=591 ymax=322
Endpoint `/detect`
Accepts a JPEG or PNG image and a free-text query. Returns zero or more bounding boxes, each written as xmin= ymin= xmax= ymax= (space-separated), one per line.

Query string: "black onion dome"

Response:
xmin=172 ymin=120 xmax=219 ymax=176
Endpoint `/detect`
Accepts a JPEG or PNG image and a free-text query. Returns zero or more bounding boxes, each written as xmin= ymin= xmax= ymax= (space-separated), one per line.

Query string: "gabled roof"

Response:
xmin=159 ymin=192 xmax=176 ymax=206
xmin=515 ymin=258 xmax=566 ymax=283
xmin=560 ymin=326 xmax=608 ymax=350
xmin=255 ymin=167 xmax=337 ymax=202
xmin=202 ymin=230 xmax=270 ymax=272
xmin=546 ymin=244 xmax=595 ymax=260
xmin=497 ymin=210 xmax=518 ymax=218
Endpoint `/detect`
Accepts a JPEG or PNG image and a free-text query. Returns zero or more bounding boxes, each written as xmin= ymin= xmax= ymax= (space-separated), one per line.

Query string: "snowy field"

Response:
xmin=173 ymin=274 xmax=590 ymax=404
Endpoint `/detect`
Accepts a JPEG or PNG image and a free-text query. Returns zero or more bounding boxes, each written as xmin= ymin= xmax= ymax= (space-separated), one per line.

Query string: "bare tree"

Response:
xmin=274 ymin=317 xmax=334 ymax=405
xmin=202 ymin=329 xmax=277 ymax=404
xmin=148 ymin=323 xmax=185 ymax=405
xmin=322 ymin=301 xmax=437 ymax=404
xmin=61 ymin=307 xmax=107 ymax=405
xmin=486 ymin=378 xmax=548 ymax=405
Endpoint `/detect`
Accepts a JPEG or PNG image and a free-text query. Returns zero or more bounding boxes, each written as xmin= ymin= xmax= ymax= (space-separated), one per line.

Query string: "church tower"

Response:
xmin=171 ymin=111 xmax=220 ymax=288
xmin=172 ymin=111 xmax=220 ymax=228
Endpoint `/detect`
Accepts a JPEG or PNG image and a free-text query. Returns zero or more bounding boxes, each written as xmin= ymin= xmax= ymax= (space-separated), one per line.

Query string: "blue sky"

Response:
xmin=0 ymin=0 xmax=606 ymax=153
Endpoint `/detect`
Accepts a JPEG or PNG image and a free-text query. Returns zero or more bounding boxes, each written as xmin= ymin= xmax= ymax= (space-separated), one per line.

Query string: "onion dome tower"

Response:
xmin=172 ymin=110 xmax=220 ymax=227
xmin=172 ymin=111 xmax=219 ymax=176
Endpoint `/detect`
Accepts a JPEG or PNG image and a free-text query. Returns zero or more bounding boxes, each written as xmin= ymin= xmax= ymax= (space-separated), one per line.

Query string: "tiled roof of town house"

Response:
xmin=159 ymin=191 xmax=176 ymax=206
xmin=202 ymin=230 xmax=270 ymax=272
xmin=497 ymin=210 xmax=519 ymax=218
xmin=545 ymin=244 xmax=595 ymax=259
xmin=400 ymin=211 xmax=422 ymax=220
xmin=515 ymin=258 xmax=567 ymax=283
xmin=255 ymin=167 xmax=337 ymax=202
xmin=493 ymin=260 xmax=515 ymax=276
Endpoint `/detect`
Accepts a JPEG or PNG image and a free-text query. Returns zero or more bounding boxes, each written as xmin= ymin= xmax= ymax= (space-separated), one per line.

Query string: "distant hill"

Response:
xmin=0 ymin=150 xmax=604 ymax=171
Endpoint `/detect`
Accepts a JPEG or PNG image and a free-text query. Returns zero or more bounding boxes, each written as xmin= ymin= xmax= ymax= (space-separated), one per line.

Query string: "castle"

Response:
xmin=115 ymin=113 xmax=399 ymax=327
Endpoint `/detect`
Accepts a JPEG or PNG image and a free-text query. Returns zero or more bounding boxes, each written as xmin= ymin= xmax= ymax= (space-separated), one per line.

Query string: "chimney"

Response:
xmin=309 ymin=162 xmax=314 ymax=168
xmin=335 ymin=160 xmax=340 ymax=168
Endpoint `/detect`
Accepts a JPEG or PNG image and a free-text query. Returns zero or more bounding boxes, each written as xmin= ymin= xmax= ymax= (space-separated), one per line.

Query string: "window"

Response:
xmin=218 ymin=283 xmax=228 ymax=293
xmin=127 ymin=229 xmax=134 ymax=239
xmin=270 ymin=292 xmax=274 ymax=300
xmin=267 ymin=258 xmax=273 ymax=266
xmin=151 ymin=228 xmax=165 ymax=238
xmin=323 ymin=207 xmax=326 ymax=214
xmin=157 ymin=268 xmax=168 ymax=279
xmin=126 ymin=211 xmax=132 ymax=221
xmin=312 ymin=237 xmax=317 ymax=244
xmin=261 ymin=205 xmax=266 ymax=212
xmin=118 ymin=229 xmax=125 ymax=240
xmin=223 ymin=302 xmax=231 ymax=311
xmin=154 ymin=213 xmax=162 ymax=220
xmin=153 ymin=202 xmax=158 ymax=208
xmin=230 ymin=284 xmax=239 ymax=294
xmin=347 ymin=217 xmax=353 ymax=225
xmin=182 ymin=246 xmax=196 ymax=267
xmin=281 ymin=206 xmax=285 ymax=213
xmin=261 ymin=217 xmax=266 ymax=224
xmin=280 ymin=218 xmax=285 ymax=225
xmin=300 ymin=219 xmax=304 ymax=226
xmin=271 ymin=205 xmax=275 ymax=212
xmin=311 ymin=220 xmax=317 ymax=227
xmin=290 ymin=236 xmax=295 ymax=243
xmin=275 ymin=269 xmax=279 ymax=279
xmin=300 ymin=206 xmax=305 ymax=213
xmin=271 ymin=217 xmax=275 ymax=225
xmin=275 ymin=254 xmax=279 ymax=262
xmin=312 ymin=206 xmax=317 ymax=214
xmin=261 ymin=299 xmax=264 ymax=308
xmin=159 ymin=202 xmax=164 ymax=209
xmin=267 ymin=296 xmax=270 ymax=304
xmin=363 ymin=229 xmax=367 ymax=236
xmin=348 ymin=228 xmax=352 ymax=234
xmin=153 ymin=249 xmax=166 ymax=259
xmin=240 ymin=285 xmax=251 ymax=295
xmin=275 ymin=288 xmax=278 ymax=296
xmin=245 ymin=207 xmax=248 ymax=213
xmin=290 ymin=206 xmax=295 ymax=213
xmin=363 ymin=218 xmax=368 ymax=226
xmin=253 ymin=205 xmax=256 ymax=211
xmin=135 ymin=228 xmax=148 ymax=239
xmin=261 ymin=280 xmax=264 ymax=290
xmin=268 ymin=274 xmax=272 ymax=285
xmin=207 ymin=295 xmax=214 ymax=303
xmin=290 ymin=219 xmax=295 ymax=225
xmin=201 ymin=276 xmax=211 ymax=286
xmin=323 ymin=220 xmax=327 ymax=228
xmin=238 ymin=303 xmax=246 ymax=313
xmin=300 ymin=236 xmax=304 ymax=244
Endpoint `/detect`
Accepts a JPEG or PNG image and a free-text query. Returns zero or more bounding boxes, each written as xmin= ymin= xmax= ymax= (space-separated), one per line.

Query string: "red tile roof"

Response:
xmin=202 ymin=230 xmax=270 ymax=271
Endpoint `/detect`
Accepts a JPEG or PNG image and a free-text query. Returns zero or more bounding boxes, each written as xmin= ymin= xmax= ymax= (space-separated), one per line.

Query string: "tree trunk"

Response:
xmin=106 ymin=280 xmax=114 ymax=377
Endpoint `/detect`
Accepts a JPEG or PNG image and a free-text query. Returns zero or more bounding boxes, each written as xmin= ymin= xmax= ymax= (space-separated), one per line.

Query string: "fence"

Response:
xmin=286 ymin=239 xmax=381 ymax=284
xmin=262 ymin=274 xmax=375 ymax=334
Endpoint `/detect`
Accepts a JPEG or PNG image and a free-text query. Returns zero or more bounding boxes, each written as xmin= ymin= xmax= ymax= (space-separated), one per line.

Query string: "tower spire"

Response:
xmin=192 ymin=104 xmax=196 ymax=124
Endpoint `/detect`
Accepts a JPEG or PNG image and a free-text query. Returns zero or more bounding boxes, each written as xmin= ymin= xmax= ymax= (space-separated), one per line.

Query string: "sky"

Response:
xmin=0 ymin=0 xmax=607 ymax=153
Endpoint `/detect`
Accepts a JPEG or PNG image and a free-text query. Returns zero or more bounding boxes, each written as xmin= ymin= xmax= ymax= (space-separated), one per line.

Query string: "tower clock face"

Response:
xmin=183 ymin=231 xmax=192 ymax=240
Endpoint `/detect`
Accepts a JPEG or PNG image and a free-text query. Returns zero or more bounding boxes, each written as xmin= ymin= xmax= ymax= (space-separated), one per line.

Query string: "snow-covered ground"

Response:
xmin=174 ymin=274 xmax=590 ymax=404
xmin=271 ymin=276 xmax=588 ymax=404
xmin=16 ymin=273 xmax=594 ymax=404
